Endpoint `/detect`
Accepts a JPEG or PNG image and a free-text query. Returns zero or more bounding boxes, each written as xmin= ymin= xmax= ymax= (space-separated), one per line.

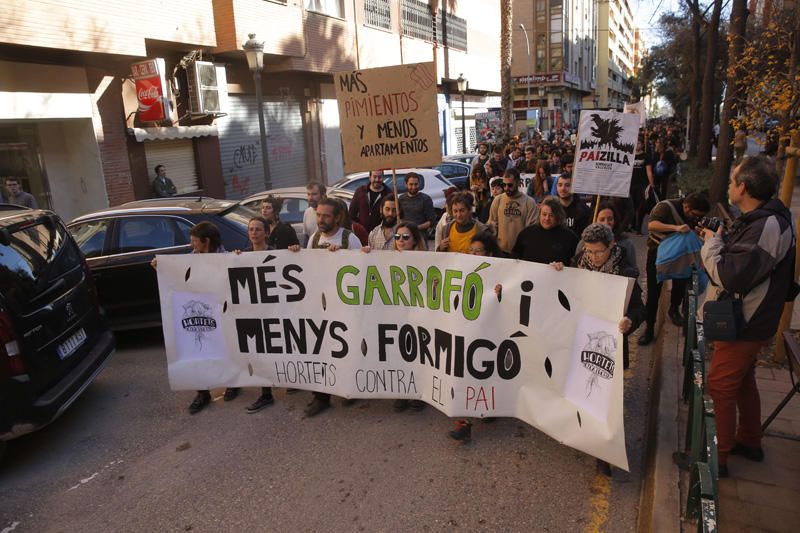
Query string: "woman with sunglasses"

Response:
xmin=391 ymin=221 xmax=427 ymax=411
xmin=392 ymin=222 xmax=427 ymax=251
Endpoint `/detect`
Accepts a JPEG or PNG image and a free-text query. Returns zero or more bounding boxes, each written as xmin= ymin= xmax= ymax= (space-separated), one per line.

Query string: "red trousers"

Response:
xmin=707 ymin=340 xmax=765 ymax=464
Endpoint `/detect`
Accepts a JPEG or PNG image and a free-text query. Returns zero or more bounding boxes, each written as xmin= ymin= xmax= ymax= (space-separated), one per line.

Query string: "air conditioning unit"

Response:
xmin=187 ymin=61 xmax=225 ymax=115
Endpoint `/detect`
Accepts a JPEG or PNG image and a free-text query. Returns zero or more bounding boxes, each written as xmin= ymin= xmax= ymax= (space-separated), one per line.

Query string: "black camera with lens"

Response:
xmin=698 ymin=216 xmax=724 ymax=232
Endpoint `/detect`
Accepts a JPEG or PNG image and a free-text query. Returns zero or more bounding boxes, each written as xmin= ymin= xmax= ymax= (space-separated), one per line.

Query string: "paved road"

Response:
xmin=0 ymin=240 xmax=654 ymax=532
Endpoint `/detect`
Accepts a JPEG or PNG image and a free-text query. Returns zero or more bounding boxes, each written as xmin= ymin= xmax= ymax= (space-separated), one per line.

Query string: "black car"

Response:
xmin=0 ymin=205 xmax=115 ymax=455
xmin=67 ymin=197 xmax=251 ymax=330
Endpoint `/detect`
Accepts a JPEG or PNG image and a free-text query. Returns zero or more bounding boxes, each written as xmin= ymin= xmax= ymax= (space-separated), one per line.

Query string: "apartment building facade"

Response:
xmin=512 ymin=0 xmax=597 ymax=134
xmin=0 ymin=0 xmax=500 ymax=220
xmin=596 ymin=0 xmax=634 ymax=109
xmin=633 ymin=28 xmax=655 ymax=117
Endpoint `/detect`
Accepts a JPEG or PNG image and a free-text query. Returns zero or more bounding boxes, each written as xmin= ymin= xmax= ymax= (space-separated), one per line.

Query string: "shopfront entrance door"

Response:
xmin=0 ymin=124 xmax=51 ymax=209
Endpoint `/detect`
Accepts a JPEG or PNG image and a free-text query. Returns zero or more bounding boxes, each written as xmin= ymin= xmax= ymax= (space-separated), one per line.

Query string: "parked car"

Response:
xmin=431 ymin=160 xmax=471 ymax=190
xmin=330 ymin=168 xmax=456 ymax=213
xmin=67 ymin=197 xmax=250 ymax=330
xmin=0 ymin=205 xmax=115 ymax=455
xmin=239 ymin=187 xmax=353 ymax=244
xmin=444 ymin=153 xmax=479 ymax=166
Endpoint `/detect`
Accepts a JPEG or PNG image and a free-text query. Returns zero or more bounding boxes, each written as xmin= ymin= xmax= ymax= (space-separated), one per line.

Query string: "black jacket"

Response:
xmin=268 ymin=221 xmax=300 ymax=250
xmin=701 ymin=198 xmax=796 ymax=340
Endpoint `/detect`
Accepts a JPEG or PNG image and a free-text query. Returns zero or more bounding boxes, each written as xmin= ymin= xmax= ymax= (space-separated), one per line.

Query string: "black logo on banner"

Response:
xmin=181 ymin=300 xmax=217 ymax=349
xmin=581 ymin=331 xmax=616 ymax=397
xmin=579 ymin=114 xmax=635 ymax=154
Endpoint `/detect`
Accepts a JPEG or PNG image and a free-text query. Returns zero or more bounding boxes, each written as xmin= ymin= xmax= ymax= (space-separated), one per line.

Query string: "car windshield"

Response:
xmin=220 ymin=205 xmax=255 ymax=230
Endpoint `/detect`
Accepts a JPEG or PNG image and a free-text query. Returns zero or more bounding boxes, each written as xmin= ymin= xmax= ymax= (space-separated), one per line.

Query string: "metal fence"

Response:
xmin=678 ymin=269 xmax=719 ymax=532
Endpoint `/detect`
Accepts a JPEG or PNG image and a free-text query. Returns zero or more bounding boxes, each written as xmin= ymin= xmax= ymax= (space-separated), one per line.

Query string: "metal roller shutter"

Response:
xmin=144 ymin=139 xmax=199 ymax=194
xmin=217 ymin=95 xmax=308 ymax=200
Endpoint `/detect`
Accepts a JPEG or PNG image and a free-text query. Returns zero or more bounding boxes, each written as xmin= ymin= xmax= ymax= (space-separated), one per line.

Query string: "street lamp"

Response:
xmin=519 ymin=24 xmax=531 ymax=134
xmin=456 ymin=73 xmax=468 ymax=154
xmin=243 ymin=33 xmax=272 ymax=191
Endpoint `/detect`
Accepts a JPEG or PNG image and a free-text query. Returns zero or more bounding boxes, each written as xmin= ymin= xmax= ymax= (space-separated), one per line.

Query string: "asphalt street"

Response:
xmin=0 ymin=237 xmax=654 ymax=533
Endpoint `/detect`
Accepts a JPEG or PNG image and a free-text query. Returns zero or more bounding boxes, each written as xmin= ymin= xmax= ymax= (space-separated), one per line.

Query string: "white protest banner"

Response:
xmin=520 ymin=172 xmax=535 ymax=192
xmin=573 ymin=110 xmax=640 ymax=198
xmin=334 ymin=62 xmax=442 ymax=173
xmin=156 ymin=250 xmax=632 ymax=469
xmin=624 ymin=101 xmax=647 ymax=127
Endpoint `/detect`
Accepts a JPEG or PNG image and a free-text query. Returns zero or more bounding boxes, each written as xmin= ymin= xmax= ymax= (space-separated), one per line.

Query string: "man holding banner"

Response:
xmin=304 ymin=198 xmax=363 ymax=416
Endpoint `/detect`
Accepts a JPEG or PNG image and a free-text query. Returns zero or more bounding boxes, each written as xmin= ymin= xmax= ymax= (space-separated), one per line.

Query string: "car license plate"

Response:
xmin=57 ymin=328 xmax=87 ymax=360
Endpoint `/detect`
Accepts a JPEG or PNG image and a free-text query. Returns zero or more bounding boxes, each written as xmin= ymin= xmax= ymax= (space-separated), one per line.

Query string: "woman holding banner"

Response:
xmin=391 ymin=221 xmax=427 ymax=412
xmin=552 ymin=223 xmax=644 ymax=474
xmin=236 ymin=201 xmax=299 ymax=413
xmin=151 ymin=221 xmax=241 ymax=415
xmin=448 ymin=233 xmax=503 ymax=443
xmin=575 ymin=202 xmax=637 ymax=271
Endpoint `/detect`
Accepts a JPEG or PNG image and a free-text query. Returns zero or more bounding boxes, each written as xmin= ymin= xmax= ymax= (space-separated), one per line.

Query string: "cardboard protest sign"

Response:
xmin=334 ymin=62 xmax=442 ymax=172
xmin=573 ymin=110 xmax=640 ymax=198
xmin=157 ymin=250 xmax=632 ymax=469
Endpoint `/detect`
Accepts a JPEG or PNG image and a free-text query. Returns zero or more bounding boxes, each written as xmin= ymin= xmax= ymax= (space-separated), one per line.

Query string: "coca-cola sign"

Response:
xmin=131 ymin=59 xmax=169 ymax=122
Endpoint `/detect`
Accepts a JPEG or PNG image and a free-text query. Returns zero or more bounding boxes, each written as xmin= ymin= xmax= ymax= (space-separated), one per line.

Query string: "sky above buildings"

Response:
xmin=634 ymin=0 xmax=677 ymax=46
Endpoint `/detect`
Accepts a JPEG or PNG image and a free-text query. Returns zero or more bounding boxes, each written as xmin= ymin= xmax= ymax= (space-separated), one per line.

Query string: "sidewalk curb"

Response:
xmin=638 ymin=325 xmax=682 ymax=531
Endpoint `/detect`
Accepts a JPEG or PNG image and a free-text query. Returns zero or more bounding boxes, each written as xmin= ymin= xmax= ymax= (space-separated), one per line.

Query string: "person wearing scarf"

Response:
xmin=554 ymin=223 xmax=645 ymax=370
xmin=553 ymin=223 xmax=645 ymax=477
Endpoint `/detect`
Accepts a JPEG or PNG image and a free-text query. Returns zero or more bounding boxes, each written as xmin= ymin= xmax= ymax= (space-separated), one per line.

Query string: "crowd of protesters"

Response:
xmin=154 ymin=117 xmax=797 ymax=480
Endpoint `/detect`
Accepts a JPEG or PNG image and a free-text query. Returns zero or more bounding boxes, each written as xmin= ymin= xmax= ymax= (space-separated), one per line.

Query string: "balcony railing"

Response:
xmin=400 ymin=0 xmax=467 ymax=52
xmin=364 ymin=0 xmax=391 ymax=30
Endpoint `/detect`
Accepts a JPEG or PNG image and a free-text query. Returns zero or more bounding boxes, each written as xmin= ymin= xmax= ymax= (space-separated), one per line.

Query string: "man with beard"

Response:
xmin=484 ymin=145 xmax=510 ymax=178
xmin=638 ymin=192 xmax=710 ymax=346
xmin=555 ymin=174 xmax=591 ymax=237
xmin=302 ymin=198 xmax=362 ymax=416
xmin=349 ymin=170 xmax=389 ymax=232
xmin=366 ymin=194 xmax=398 ymax=250
xmin=398 ymin=173 xmax=435 ymax=234
xmin=488 ymin=168 xmax=538 ymax=255
xmin=471 ymin=142 xmax=490 ymax=169
xmin=302 ymin=181 xmax=326 ymax=245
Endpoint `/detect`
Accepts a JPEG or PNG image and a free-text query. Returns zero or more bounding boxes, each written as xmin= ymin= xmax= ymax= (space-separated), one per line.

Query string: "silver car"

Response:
xmin=331 ymin=168 xmax=456 ymax=213
xmin=239 ymin=187 xmax=353 ymax=244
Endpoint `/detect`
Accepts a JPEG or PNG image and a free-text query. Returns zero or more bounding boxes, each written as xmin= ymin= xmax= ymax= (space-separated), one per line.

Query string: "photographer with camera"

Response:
xmin=638 ymin=192 xmax=710 ymax=346
xmin=700 ymin=156 xmax=796 ymax=477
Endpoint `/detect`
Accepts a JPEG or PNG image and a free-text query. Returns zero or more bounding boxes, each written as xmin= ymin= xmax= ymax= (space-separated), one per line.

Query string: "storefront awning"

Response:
xmin=129 ymin=125 xmax=218 ymax=142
